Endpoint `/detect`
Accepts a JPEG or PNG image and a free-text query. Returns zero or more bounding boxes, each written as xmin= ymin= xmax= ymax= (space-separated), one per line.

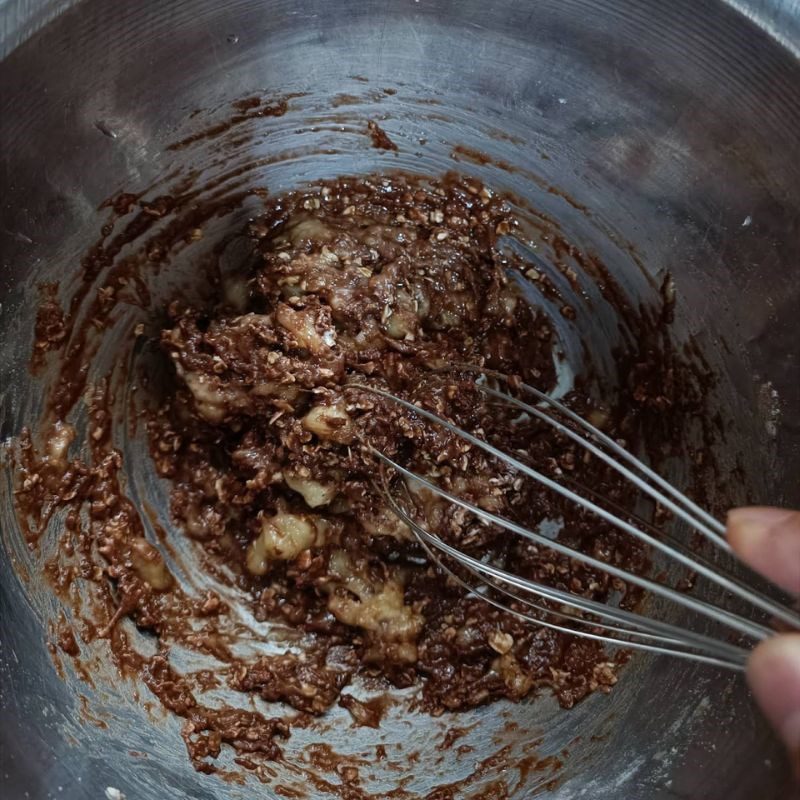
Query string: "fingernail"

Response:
xmin=748 ymin=636 xmax=800 ymax=773
xmin=727 ymin=506 xmax=796 ymax=537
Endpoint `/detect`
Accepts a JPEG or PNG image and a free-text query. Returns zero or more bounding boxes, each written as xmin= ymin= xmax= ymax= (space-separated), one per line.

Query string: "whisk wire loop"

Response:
xmin=351 ymin=378 xmax=800 ymax=669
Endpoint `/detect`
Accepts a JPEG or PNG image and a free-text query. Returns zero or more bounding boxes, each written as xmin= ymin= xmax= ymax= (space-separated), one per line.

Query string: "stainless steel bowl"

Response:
xmin=2 ymin=1 xmax=799 ymax=798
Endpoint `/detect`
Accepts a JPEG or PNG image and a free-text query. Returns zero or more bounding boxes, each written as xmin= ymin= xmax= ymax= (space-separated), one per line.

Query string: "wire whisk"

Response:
xmin=351 ymin=373 xmax=800 ymax=671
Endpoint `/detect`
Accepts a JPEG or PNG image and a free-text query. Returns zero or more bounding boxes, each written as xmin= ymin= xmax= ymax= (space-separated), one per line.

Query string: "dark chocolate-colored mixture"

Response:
xmin=15 ymin=172 xmax=673 ymax=779
xmin=149 ymin=173 xmax=647 ymax=709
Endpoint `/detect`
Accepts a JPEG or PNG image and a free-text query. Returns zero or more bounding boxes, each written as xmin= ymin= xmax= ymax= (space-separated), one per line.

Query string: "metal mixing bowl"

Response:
xmin=2 ymin=1 xmax=799 ymax=798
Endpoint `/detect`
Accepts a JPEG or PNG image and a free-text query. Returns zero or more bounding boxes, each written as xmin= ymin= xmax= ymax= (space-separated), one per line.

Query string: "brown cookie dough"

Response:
xmin=150 ymin=173 xmax=645 ymax=712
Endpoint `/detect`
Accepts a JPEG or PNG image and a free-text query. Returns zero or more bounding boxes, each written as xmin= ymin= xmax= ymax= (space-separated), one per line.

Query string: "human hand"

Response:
xmin=728 ymin=507 xmax=800 ymax=775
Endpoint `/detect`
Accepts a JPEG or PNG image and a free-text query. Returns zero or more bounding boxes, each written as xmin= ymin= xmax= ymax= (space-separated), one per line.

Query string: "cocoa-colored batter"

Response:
xmin=149 ymin=172 xmax=645 ymax=713
xmin=15 ymin=171 xmax=674 ymax=779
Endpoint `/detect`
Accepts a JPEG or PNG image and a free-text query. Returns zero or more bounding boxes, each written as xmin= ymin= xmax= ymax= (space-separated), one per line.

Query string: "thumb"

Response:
xmin=727 ymin=506 xmax=800 ymax=775
xmin=748 ymin=636 xmax=800 ymax=777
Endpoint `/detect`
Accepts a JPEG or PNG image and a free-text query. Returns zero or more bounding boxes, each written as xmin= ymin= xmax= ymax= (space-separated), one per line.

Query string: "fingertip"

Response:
xmin=727 ymin=507 xmax=771 ymax=563
xmin=727 ymin=507 xmax=800 ymax=594
xmin=748 ymin=635 xmax=800 ymax=762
